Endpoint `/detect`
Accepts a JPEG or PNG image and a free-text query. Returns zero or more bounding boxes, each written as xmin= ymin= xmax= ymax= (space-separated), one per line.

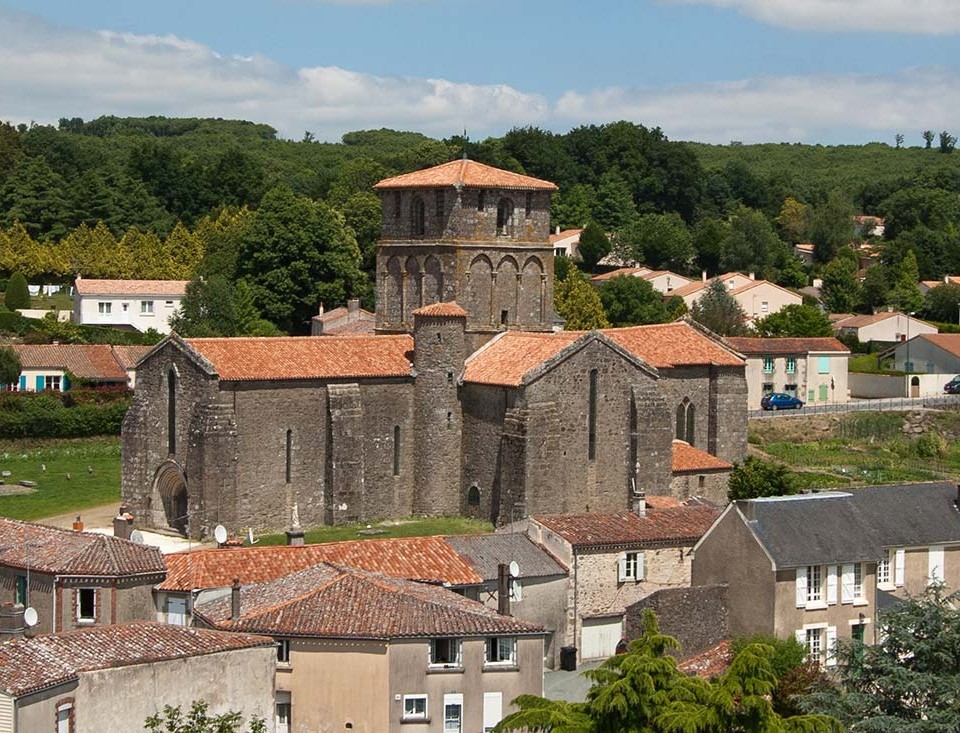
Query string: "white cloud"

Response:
xmin=663 ymin=0 xmax=960 ymax=34
xmin=555 ymin=68 xmax=960 ymax=144
xmin=0 ymin=9 xmax=548 ymax=141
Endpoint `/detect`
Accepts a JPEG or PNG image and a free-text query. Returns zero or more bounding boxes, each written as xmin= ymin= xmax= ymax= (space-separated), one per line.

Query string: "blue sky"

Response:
xmin=1 ymin=0 xmax=959 ymax=145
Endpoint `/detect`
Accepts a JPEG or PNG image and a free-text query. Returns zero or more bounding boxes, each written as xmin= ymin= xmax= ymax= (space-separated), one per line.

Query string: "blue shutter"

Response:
xmin=19 ymin=375 xmax=26 ymax=391
xmin=62 ymin=374 xmax=70 ymax=391
xmin=36 ymin=375 xmax=45 ymax=391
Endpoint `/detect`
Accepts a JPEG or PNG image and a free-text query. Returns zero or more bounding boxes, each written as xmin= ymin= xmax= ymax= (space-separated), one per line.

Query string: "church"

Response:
xmin=121 ymin=159 xmax=748 ymax=539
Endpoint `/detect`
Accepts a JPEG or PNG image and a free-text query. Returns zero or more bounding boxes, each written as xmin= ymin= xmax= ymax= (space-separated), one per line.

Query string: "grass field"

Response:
xmin=256 ymin=516 xmax=493 ymax=546
xmin=0 ymin=437 xmax=121 ymax=520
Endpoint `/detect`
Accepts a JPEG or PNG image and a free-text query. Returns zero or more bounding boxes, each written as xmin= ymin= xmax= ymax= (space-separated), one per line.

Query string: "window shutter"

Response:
xmin=62 ymin=374 xmax=70 ymax=391
xmin=825 ymin=626 xmax=837 ymax=667
xmin=826 ymin=565 xmax=838 ymax=605
xmin=18 ymin=375 xmax=26 ymax=391
xmin=895 ymin=549 xmax=905 ymax=587
xmin=636 ymin=552 xmax=645 ymax=581
xmin=618 ymin=554 xmax=627 ymax=583
xmin=840 ymin=564 xmax=854 ymax=604
xmin=928 ymin=545 xmax=944 ymax=584
xmin=795 ymin=567 xmax=807 ymax=608
xmin=36 ymin=375 xmax=44 ymax=391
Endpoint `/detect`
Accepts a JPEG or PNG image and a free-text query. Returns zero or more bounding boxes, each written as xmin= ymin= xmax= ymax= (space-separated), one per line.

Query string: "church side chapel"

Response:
xmin=121 ymin=159 xmax=747 ymax=539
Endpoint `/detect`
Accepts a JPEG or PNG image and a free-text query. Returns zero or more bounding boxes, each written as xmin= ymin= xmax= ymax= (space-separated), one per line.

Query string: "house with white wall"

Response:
xmin=670 ymin=273 xmax=801 ymax=323
xmin=7 ymin=344 xmax=148 ymax=392
xmin=73 ymin=278 xmax=188 ymax=334
xmin=590 ymin=267 xmax=694 ymax=295
xmin=832 ymin=312 xmax=937 ymax=346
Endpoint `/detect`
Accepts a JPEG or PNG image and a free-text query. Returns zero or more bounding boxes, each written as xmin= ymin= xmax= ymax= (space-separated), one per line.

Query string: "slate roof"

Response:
xmin=74 ymin=279 xmax=189 ymax=296
xmin=158 ymin=535 xmax=483 ymax=592
xmin=413 ymin=301 xmax=469 ymax=318
xmin=0 ymin=622 xmax=273 ymax=697
xmin=462 ymin=323 xmax=742 ymax=387
xmin=0 ymin=517 xmax=165 ymax=578
xmin=445 ymin=534 xmax=567 ymax=581
xmin=724 ymin=337 xmax=850 ymax=356
xmin=194 ymin=563 xmax=545 ymax=639
xmin=734 ymin=482 xmax=960 ymax=568
xmin=185 ymin=335 xmax=414 ymax=381
xmin=373 ymin=159 xmax=557 ymax=191
xmin=672 ymin=440 xmax=732 ymax=473
xmin=12 ymin=344 xmax=129 ymax=381
xmin=535 ymin=503 xmax=721 ymax=550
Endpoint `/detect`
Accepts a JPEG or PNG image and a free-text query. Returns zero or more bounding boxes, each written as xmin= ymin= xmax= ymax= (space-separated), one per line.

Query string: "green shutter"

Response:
xmin=62 ymin=374 xmax=70 ymax=391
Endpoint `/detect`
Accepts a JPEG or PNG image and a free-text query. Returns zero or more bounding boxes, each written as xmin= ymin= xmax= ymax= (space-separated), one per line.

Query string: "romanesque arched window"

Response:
xmin=411 ymin=197 xmax=426 ymax=236
xmin=167 ymin=369 xmax=176 ymax=455
xmin=676 ymin=398 xmax=695 ymax=446
xmin=496 ymin=198 xmax=514 ymax=236
xmin=467 ymin=484 xmax=481 ymax=506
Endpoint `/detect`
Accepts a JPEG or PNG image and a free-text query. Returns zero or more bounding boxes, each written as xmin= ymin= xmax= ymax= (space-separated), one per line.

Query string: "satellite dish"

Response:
xmin=214 ymin=525 xmax=228 ymax=545
xmin=23 ymin=607 xmax=38 ymax=628
xmin=129 ymin=530 xmax=145 ymax=544
xmin=509 ymin=560 xmax=520 ymax=578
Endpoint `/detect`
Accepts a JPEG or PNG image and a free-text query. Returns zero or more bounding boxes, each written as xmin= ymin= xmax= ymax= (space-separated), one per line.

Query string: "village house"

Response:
xmin=670 ymin=272 xmax=802 ymax=324
xmin=0 ymin=622 xmax=275 ymax=733
xmin=72 ymin=278 xmax=188 ymax=334
xmin=919 ymin=275 xmax=960 ymax=295
xmin=669 ymin=440 xmax=732 ymax=503
xmin=6 ymin=344 xmax=148 ymax=392
xmin=310 ymin=298 xmax=375 ymax=336
xmin=0 ymin=517 xmax=165 ymax=636
xmin=724 ymin=337 xmax=851 ymax=409
xmin=526 ymin=497 xmax=720 ymax=662
xmin=832 ymin=311 xmax=937 ymax=346
xmin=691 ymin=482 xmax=960 ymax=665
xmin=884 ymin=333 xmax=960 ymax=377
xmin=193 ymin=563 xmax=546 ymax=733
xmin=590 ymin=267 xmax=694 ymax=295
xmin=549 ymin=228 xmax=583 ymax=259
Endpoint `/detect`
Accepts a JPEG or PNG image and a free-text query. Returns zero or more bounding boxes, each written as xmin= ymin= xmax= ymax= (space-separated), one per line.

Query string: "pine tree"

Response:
xmin=888 ymin=249 xmax=923 ymax=314
xmin=690 ymin=279 xmax=748 ymax=336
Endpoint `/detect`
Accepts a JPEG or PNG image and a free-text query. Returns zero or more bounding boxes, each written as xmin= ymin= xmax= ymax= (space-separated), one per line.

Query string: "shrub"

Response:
xmin=3 ymin=272 xmax=30 ymax=311
xmin=0 ymin=391 xmax=131 ymax=439
xmin=915 ymin=432 xmax=947 ymax=459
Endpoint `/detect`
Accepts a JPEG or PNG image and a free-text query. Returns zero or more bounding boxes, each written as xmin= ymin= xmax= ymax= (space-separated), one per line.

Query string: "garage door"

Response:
xmin=580 ymin=616 xmax=623 ymax=660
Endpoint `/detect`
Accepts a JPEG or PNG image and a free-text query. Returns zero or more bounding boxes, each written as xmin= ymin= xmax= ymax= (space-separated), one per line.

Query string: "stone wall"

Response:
xmin=625 ymin=585 xmax=729 ymax=660
xmin=670 ymin=469 xmax=730 ymax=506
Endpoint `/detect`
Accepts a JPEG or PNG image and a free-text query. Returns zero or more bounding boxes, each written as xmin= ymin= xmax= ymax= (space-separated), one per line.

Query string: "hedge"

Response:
xmin=0 ymin=391 xmax=131 ymax=439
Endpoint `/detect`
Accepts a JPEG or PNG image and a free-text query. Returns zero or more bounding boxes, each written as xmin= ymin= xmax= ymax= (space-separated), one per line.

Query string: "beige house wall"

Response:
xmin=669 ymin=470 xmax=729 ymax=505
xmin=882 ymin=543 xmax=960 ymax=599
xmin=735 ymin=283 xmax=802 ymax=322
xmin=847 ymin=314 xmax=937 ymax=343
xmin=644 ymin=272 xmax=692 ymax=295
xmin=891 ymin=338 xmax=960 ymax=374
xmin=744 ymin=353 xmax=848 ymax=408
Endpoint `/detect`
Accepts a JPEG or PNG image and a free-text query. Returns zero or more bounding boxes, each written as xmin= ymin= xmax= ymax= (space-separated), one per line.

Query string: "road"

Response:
xmin=749 ymin=394 xmax=960 ymax=419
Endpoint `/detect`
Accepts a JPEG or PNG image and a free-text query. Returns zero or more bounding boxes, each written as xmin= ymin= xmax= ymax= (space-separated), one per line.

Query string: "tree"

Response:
xmin=614 ymin=213 xmax=693 ymax=271
xmin=923 ymin=130 xmax=935 ymax=149
xmin=939 ymin=130 xmax=956 ymax=153
xmin=338 ymin=191 xmax=382 ymax=272
xmin=169 ymin=276 xmax=272 ymax=337
xmin=718 ymin=205 xmax=788 ymax=278
xmin=552 ymin=184 xmax=595 ymax=232
xmin=690 ymin=279 xmax=749 ymax=336
xmin=798 ymin=586 xmax=960 ymax=732
xmin=729 ymin=635 xmax=825 ymax=718
xmin=0 ymin=346 xmax=20 ymax=387
xmin=3 ymin=272 xmax=30 ymax=310
xmin=775 ymin=197 xmax=810 ymax=244
xmin=577 ymin=222 xmax=611 ymax=272
xmin=753 ymin=304 xmax=833 ymax=337
xmin=692 ymin=217 xmax=729 ymax=276
xmin=0 ymin=156 xmax=71 ymax=241
xmin=144 ymin=700 xmax=265 ymax=733
xmin=593 ymin=173 xmax=637 ymax=232
xmin=809 ymin=190 xmax=853 ymax=264
xmin=861 ymin=264 xmax=892 ymax=312
xmin=923 ymin=281 xmax=960 ymax=324
xmin=728 ymin=456 xmax=797 ymax=500
xmin=820 ymin=255 xmax=862 ymax=313
xmin=895 ymin=133 xmax=904 ymax=149
xmin=888 ymin=249 xmax=923 ymax=314
xmin=554 ymin=267 xmax=610 ymax=330
xmin=599 ymin=276 xmax=671 ymax=327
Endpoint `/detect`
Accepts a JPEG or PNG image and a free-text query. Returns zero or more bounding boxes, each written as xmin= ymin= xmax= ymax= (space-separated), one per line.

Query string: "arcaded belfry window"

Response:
xmin=588 ymin=369 xmax=598 ymax=459
xmin=412 ymin=197 xmax=426 ymax=236
xmin=496 ymin=198 xmax=514 ymax=236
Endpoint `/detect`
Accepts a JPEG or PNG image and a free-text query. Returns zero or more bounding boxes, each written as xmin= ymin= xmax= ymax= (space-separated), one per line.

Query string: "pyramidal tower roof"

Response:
xmin=373 ymin=159 xmax=557 ymax=191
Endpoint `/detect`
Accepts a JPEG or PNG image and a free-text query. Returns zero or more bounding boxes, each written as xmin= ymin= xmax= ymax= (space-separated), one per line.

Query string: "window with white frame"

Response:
xmin=485 ymin=637 xmax=517 ymax=666
xmin=877 ymin=552 xmax=891 ymax=586
xmin=763 ymin=357 xmax=774 ymax=374
xmin=140 ymin=300 xmax=154 ymax=314
xmin=760 ymin=301 xmax=769 ymax=314
xmin=97 ymin=302 xmax=111 ymax=314
xmin=443 ymin=694 xmax=463 ymax=733
xmin=429 ymin=638 xmax=461 ymax=667
xmin=798 ymin=625 xmax=837 ymax=667
xmin=840 ymin=563 xmax=866 ymax=605
xmin=806 ymin=565 xmax=822 ymax=603
xmin=277 ymin=638 xmax=291 ymax=664
xmin=276 ymin=691 xmax=291 ymax=733
xmin=56 ymin=702 xmax=73 ymax=733
xmin=878 ymin=548 xmax=904 ymax=589
xmin=853 ymin=563 xmax=863 ymax=600
xmin=618 ymin=551 xmax=644 ymax=582
xmin=45 ymin=375 xmax=62 ymax=391
xmin=77 ymin=588 xmax=95 ymax=622
xmin=786 ymin=357 xmax=796 ymax=374
xmin=402 ymin=694 xmax=428 ymax=721
xmin=805 ymin=628 xmax=822 ymax=663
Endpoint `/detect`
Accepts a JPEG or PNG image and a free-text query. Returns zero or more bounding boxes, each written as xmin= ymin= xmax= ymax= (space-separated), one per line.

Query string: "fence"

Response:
xmin=749 ymin=393 xmax=960 ymax=420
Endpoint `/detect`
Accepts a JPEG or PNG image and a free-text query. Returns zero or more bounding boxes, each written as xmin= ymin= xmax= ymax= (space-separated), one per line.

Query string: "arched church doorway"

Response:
xmin=152 ymin=462 xmax=188 ymax=535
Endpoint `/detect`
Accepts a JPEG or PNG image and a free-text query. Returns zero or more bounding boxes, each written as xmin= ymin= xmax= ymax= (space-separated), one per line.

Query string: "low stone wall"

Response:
xmin=625 ymin=584 xmax=728 ymax=660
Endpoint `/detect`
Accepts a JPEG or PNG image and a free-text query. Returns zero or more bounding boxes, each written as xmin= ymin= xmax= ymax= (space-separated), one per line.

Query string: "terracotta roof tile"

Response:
xmin=548 ymin=229 xmax=583 ymax=244
xmin=678 ymin=640 xmax=732 ymax=679
xmin=0 ymin=622 xmax=273 ymax=697
xmin=672 ymin=441 xmax=732 ymax=473
xmin=913 ymin=333 xmax=960 ymax=358
xmin=374 ymin=159 xmax=557 ymax=191
xmin=12 ymin=344 xmax=128 ymax=381
xmin=110 ymin=344 xmax=152 ymax=370
xmin=724 ymin=337 xmax=849 ymax=356
xmin=603 ymin=323 xmax=744 ymax=369
xmin=462 ymin=331 xmax=579 ymax=387
xmin=534 ymin=504 xmax=721 ymax=549
xmin=0 ymin=517 xmax=165 ymax=577
xmin=590 ymin=267 xmax=651 ymax=282
xmin=670 ymin=280 xmax=709 ymax=298
xmin=413 ymin=301 xmax=469 ymax=318
xmin=728 ymin=280 xmax=800 ymax=300
xmin=194 ymin=563 xmax=544 ymax=639
xmin=158 ymin=536 xmax=483 ymax=592
xmin=186 ymin=335 xmax=413 ymax=381
xmin=74 ymin=279 xmax=189 ymax=296
xmin=832 ymin=312 xmax=897 ymax=328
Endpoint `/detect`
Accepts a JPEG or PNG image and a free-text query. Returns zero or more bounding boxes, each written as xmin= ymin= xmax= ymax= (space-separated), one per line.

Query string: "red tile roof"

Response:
xmin=0 ymin=517 xmax=165 ymax=577
xmin=158 ymin=536 xmax=483 ymax=592
xmin=194 ymin=563 xmax=544 ymax=639
xmin=913 ymin=333 xmax=960 ymax=358
xmin=12 ymin=344 xmax=129 ymax=381
xmin=728 ymin=280 xmax=801 ymax=300
xmin=590 ymin=267 xmax=651 ymax=283
xmin=312 ymin=305 xmax=376 ymax=335
xmin=374 ymin=159 xmax=557 ymax=191
xmin=413 ymin=301 xmax=469 ymax=318
xmin=74 ymin=279 xmax=189 ymax=296
xmin=0 ymin=622 xmax=273 ymax=697
xmin=186 ymin=335 xmax=414 ymax=381
xmin=678 ymin=640 xmax=732 ymax=679
xmin=832 ymin=312 xmax=897 ymax=328
xmin=110 ymin=344 xmax=152 ymax=370
xmin=534 ymin=504 xmax=721 ymax=549
xmin=672 ymin=441 xmax=732 ymax=473
xmin=548 ymin=228 xmax=583 ymax=244
xmin=724 ymin=337 xmax=849 ymax=356
xmin=669 ymin=280 xmax=709 ymax=298
xmin=462 ymin=323 xmax=742 ymax=387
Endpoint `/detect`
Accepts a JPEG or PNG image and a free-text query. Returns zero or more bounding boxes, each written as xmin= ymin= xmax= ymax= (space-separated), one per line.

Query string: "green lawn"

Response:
xmin=0 ymin=437 xmax=121 ymax=520
xmin=256 ymin=516 xmax=493 ymax=546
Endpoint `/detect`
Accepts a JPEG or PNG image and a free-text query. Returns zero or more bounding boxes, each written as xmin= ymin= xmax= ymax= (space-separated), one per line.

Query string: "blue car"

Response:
xmin=761 ymin=392 xmax=804 ymax=411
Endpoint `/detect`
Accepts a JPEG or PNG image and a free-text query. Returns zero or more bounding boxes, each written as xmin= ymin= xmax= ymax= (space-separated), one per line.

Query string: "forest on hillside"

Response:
xmin=0 ymin=116 xmax=958 ymax=334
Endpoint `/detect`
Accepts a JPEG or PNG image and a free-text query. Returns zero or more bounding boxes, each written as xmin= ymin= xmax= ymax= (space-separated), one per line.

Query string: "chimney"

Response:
xmin=555 ymin=225 xmax=560 ymax=235
xmin=317 ymin=301 xmax=324 ymax=316
xmin=72 ymin=515 xmax=83 ymax=532
xmin=0 ymin=603 xmax=25 ymax=640
xmin=701 ymin=269 xmax=707 ymax=282
xmin=347 ymin=298 xmax=360 ymax=316
xmin=631 ymin=478 xmax=646 ymax=517
xmin=231 ymin=578 xmax=241 ymax=621
xmin=748 ymin=272 xmax=755 ymax=281
xmin=113 ymin=506 xmax=134 ymax=540
xmin=497 ymin=564 xmax=510 ymax=616
xmin=946 ymin=276 xmax=951 ymax=284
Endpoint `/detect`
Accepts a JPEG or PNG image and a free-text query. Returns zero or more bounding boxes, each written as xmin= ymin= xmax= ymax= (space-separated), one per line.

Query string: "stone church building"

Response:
xmin=122 ymin=159 xmax=747 ymax=539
